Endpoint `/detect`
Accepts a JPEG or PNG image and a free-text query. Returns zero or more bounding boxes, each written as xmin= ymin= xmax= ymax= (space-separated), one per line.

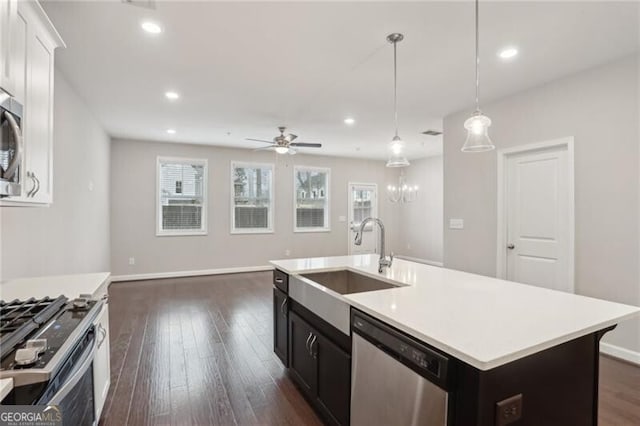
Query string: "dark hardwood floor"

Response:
xmin=102 ymin=272 xmax=640 ymax=426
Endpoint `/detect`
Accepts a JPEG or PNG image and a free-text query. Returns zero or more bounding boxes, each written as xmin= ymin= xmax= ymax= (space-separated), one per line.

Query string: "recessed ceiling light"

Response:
xmin=344 ymin=117 xmax=355 ymax=125
xmin=165 ymin=91 xmax=180 ymax=100
xmin=141 ymin=21 xmax=162 ymax=34
xmin=166 ymin=129 xmax=176 ymax=134
xmin=498 ymin=47 xmax=518 ymax=60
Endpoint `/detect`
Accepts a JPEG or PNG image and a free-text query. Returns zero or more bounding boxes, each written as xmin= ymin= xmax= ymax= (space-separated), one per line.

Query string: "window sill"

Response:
xmin=230 ymin=229 xmax=274 ymax=235
xmin=293 ymin=228 xmax=331 ymax=233
xmin=156 ymin=230 xmax=208 ymax=237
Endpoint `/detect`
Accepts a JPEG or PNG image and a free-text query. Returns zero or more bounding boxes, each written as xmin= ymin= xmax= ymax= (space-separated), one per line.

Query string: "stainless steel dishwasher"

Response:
xmin=350 ymin=310 xmax=451 ymax=426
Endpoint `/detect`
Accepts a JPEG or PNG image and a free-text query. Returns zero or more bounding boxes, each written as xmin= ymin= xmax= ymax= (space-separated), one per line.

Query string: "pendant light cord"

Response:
xmin=475 ymin=0 xmax=480 ymax=112
xmin=393 ymin=39 xmax=399 ymax=137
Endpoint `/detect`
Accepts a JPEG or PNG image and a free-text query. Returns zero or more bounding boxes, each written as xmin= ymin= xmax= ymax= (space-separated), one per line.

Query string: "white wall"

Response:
xmin=395 ymin=155 xmax=443 ymax=264
xmin=110 ymin=138 xmax=403 ymax=277
xmin=0 ymin=72 xmax=111 ymax=281
xmin=443 ymin=55 xmax=640 ymax=355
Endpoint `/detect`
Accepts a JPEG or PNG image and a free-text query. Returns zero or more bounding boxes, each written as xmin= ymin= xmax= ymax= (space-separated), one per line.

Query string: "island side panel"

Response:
xmin=454 ymin=328 xmax=613 ymax=426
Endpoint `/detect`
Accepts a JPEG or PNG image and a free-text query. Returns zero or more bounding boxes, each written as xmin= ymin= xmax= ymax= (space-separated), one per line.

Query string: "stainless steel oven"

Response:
xmin=1 ymin=297 xmax=103 ymax=426
xmin=0 ymin=87 xmax=23 ymax=198
xmin=37 ymin=327 xmax=97 ymax=426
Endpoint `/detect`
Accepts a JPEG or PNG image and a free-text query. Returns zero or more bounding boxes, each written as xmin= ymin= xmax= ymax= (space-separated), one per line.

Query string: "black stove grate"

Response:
xmin=0 ymin=295 xmax=68 ymax=360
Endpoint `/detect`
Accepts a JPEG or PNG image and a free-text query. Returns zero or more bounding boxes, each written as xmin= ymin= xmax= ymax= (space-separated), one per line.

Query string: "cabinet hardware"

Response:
xmin=310 ymin=335 xmax=317 ymax=358
xmin=32 ymin=173 xmax=40 ymax=196
xmin=507 ymin=244 xmax=515 ymax=250
xmin=26 ymin=172 xmax=36 ymax=197
xmin=97 ymin=324 xmax=107 ymax=349
xmin=305 ymin=332 xmax=313 ymax=354
xmin=280 ymin=297 xmax=288 ymax=316
xmin=275 ymin=277 xmax=284 ymax=284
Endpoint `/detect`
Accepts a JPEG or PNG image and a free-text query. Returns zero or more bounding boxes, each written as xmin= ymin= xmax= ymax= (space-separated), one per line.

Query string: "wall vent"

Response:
xmin=422 ymin=130 xmax=443 ymax=136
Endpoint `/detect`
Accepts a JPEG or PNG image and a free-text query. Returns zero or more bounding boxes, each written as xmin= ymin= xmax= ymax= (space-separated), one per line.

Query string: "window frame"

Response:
xmin=156 ymin=156 xmax=208 ymax=237
xmin=293 ymin=165 xmax=331 ymax=233
xmin=230 ymin=161 xmax=275 ymax=234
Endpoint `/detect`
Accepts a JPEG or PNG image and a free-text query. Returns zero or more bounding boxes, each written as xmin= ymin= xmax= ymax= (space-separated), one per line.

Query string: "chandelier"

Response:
xmin=387 ymin=171 xmax=418 ymax=203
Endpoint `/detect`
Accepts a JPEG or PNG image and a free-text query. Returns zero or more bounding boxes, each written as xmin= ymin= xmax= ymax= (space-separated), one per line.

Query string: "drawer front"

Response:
xmin=273 ymin=269 xmax=289 ymax=292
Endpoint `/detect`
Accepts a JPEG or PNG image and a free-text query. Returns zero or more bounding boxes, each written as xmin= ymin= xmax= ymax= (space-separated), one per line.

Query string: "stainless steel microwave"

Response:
xmin=0 ymin=87 xmax=23 ymax=198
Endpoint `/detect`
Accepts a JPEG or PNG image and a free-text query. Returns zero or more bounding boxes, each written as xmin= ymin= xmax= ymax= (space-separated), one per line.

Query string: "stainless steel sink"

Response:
xmin=289 ymin=270 xmax=401 ymax=336
xmin=301 ymin=270 xmax=399 ymax=295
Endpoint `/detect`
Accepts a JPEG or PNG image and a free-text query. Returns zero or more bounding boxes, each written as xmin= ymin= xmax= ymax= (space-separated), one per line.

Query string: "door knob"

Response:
xmin=507 ymin=244 xmax=515 ymax=250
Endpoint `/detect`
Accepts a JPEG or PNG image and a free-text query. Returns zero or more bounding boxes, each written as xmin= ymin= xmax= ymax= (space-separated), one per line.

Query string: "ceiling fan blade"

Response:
xmin=287 ymin=148 xmax=297 ymax=155
xmin=286 ymin=133 xmax=298 ymax=142
xmin=246 ymin=138 xmax=276 ymax=144
xmin=289 ymin=142 xmax=322 ymax=148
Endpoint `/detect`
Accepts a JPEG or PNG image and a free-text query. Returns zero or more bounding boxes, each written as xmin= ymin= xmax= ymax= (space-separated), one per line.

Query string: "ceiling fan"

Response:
xmin=246 ymin=126 xmax=322 ymax=155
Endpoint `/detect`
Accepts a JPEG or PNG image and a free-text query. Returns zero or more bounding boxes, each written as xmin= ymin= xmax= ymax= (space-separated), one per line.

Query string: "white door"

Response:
xmin=505 ymin=144 xmax=572 ymax=292
xmin=348 ymin=183 xmax=378 ymax=255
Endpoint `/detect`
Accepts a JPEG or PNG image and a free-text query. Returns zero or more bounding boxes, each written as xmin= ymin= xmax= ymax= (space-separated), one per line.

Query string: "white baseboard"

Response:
xmin=110 ymin=265 xmax=274 ymax=283
xmin=600 ymin=342 xmax=640 ymax=366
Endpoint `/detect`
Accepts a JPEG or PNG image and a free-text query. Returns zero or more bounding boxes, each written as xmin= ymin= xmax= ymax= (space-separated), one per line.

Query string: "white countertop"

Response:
xmin=271 ymin=255 xmax=640 ymax=370
xmin=0 ymin=378 xmax=12 ymax=401
xmin=0 ymin=272 xmax=111 ymax=301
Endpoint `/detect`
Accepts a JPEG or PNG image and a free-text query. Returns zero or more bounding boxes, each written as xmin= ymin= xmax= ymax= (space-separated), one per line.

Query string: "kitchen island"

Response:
xmin=270 ymin=254 xmax=639 ymax=426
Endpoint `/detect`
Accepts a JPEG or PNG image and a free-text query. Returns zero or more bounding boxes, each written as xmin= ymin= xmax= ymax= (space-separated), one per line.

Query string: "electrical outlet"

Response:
xmin=407 ymin=243 xmax=412 ymax=250
xmin=285 ymin=249 xmax=291 ymax=256
xmin=128 ymin=257 xmax=135 ymax=266
xmin=495 ymin=394 xmax=523 ymax=426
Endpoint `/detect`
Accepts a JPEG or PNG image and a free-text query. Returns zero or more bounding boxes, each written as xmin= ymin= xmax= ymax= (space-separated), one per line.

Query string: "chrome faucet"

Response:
xmin=354 ymin=217 xmax=393 ymax=273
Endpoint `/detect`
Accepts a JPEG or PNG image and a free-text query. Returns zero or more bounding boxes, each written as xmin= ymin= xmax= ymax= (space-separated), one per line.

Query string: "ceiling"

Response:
xmin=41 ymin=1 xmax=639 ymax=160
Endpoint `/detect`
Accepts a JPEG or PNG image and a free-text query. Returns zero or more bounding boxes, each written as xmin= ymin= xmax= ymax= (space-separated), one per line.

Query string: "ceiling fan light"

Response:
xmin=462 ymin=112 xmax=494 ymax=152
xmin=275 ymin=146 xmax=289 ymax=154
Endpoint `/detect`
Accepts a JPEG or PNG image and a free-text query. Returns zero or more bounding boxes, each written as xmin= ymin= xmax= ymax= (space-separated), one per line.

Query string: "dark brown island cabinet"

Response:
xmin=272 ymin=269 xmax=615 ymax=426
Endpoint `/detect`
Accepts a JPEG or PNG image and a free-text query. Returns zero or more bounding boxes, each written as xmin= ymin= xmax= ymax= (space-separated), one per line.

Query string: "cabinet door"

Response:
xmin=289 ymin=312 xmax=317 ymax=397
xmin=315 ymin=332 xmax=351 ymax=426
xmin=0 ymin=0 xmax=18 ymax=95
xmin=24 ymin=26 xmax=54 ymax=203
xmin=9 ymin=1 xmax=26 ymax=104
xmin=93 ymin=303 xmax=111 ymax=420
xmin=273 ymin=288 xmax=289 ymax=366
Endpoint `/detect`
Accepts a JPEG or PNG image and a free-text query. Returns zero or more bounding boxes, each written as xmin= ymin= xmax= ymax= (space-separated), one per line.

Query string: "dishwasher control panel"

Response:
xmin=352 ymin=310 xmax=449 ymax=388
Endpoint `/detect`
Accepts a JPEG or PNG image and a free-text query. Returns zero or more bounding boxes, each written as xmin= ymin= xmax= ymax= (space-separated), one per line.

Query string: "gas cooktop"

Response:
xmin=0 ymin=295 xmax=101 ymax=387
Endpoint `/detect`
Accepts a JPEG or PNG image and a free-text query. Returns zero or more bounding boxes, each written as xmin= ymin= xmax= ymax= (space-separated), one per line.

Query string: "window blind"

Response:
xmin=159 ymin=161 xmax=205 ymax=232
xmin=295 ymin=168 xmax=329 ymax=229
xmin=232 ymin=163 xmax=273 ymax=231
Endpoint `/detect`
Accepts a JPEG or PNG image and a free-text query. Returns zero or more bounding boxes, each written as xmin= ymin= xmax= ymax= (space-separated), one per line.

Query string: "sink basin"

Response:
xmin=301 ymin=270 xmax=399 ymax=295
xmin=289 ymin=270 xmax=401 ymax=336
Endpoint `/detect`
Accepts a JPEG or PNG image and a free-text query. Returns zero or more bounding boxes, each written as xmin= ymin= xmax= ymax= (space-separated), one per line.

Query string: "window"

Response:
xmin=231 ymin=162 xmax=274 ymax=233
xmin=294 ymin=166 xmax=330 ymax=232
xmin=157 ymin=157 xmax=207 ymax=236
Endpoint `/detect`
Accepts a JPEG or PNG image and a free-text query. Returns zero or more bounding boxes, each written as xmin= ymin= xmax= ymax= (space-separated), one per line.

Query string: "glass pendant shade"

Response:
xmin=275 ymin=146 xmax=289 ymax=154
xmin=386 ymin=136 xmax=410 ymax=167
xmin=461 ymin=112 xmax=494 ymax=152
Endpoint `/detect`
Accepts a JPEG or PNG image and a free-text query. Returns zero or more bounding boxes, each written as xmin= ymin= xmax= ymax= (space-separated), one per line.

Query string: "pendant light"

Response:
xmin=461 ymin=0 xmax=495 ymax=152
xmin=386 ymin=33 xmax=410 ymax=167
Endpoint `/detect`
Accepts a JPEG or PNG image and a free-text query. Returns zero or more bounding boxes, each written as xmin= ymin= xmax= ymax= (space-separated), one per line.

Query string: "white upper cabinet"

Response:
xmin=0 ymin=0 xmax=19 ymax=98
xmin=0 ymin=0 xmax=64 ymax=206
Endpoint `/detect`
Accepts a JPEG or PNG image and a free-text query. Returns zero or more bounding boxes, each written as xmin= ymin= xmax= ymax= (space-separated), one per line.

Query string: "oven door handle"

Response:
xmin=3 ymin=111 xmax=23 ymax=181
xmin=47 ymin=335 xmax=97 ymax=406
